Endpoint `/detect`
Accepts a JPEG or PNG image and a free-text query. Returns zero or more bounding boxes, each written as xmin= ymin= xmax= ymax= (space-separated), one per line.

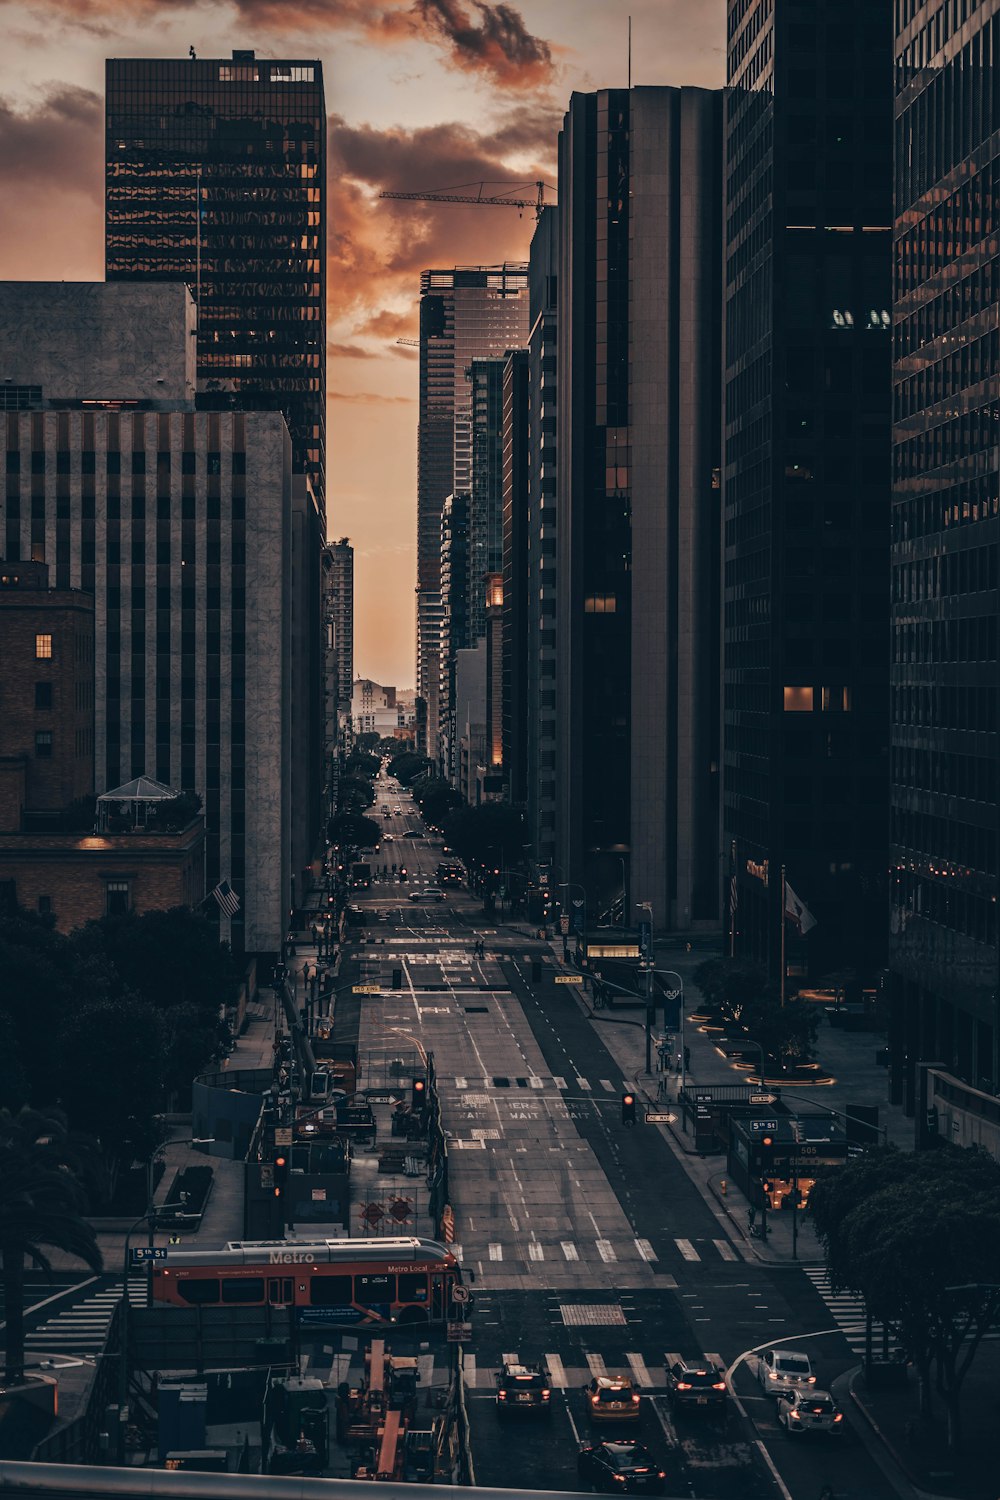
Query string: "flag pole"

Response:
xmin=729 ymin=840 xmax=737 ymax=958
xmin=780 ymin=864 xmax=787 ymax=1008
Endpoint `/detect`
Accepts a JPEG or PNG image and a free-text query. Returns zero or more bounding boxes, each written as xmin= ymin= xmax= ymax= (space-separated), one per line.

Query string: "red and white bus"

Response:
xmin=151 ymin=1236 xmax=468 ymax=1326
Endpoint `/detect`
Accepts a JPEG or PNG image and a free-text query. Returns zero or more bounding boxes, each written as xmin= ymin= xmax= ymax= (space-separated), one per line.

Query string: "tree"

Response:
xmin=328 ymin=812 xmax=382 ymax=850
xmin=810 ymin=1146 xmax=1000 ymax=1446
xmin=148 ymin=791 xmax=203 ymax=832
xmin=389 ymin=751 xmax=432 ymax=786
xmin=338 ymin=773 xmax=376 ymax=811
xmin=412 ymin=778 xmax=461 ymax=828
xmin=0 ymin=1107 xmax=104 ymax=1384
xmin=75 ymin=907 xmax=240 ymax=1016
xmin=443 ymin=802 xmax=527 ymax=872
xmin=344 ymin=749 xmax=381 ymax=781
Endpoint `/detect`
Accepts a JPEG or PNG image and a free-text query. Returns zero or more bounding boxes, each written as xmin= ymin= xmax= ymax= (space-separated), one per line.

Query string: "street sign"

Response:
xmin=559 ymin=915 xmax=570 ymax=935
xmin=450 ymin=1284 xmax=472 ymax=1306
xmin=365 ymin=1092 xmax=402 ymax=1105
xmin=131 ymin=1247 xmax=167 ymax=1262
xmin=749 ymin=1092 xmax=776 ymax=1105
xmin=274 ymin=1127 xmax=293 ymax=1146
xmin=353 ymin=985 xmax=382 ymax=994
xmin=446 ymin=1321 xmax=474 ymax=1342
xmin=644 ymin=1112 xmax=674 ymax=1124
xmin=749 ymin=1118 xmax=779 ymax=1134
xmin=555 ymin=974 xmax=584 ymax=985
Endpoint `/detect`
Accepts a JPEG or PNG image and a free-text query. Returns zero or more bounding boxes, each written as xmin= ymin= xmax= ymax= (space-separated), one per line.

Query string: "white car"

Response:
xmin=408 ymin=887 xmax=445 ymax=903
xmin=777 ymin=1388 xmax=843 ymax=1436
xmin=757 ymin=1348 xmax=816 ymax=1398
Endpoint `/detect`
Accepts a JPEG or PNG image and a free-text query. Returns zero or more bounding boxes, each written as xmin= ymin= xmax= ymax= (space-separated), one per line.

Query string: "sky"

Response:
xmin=0 ymin=0 xmax=724 ymax=688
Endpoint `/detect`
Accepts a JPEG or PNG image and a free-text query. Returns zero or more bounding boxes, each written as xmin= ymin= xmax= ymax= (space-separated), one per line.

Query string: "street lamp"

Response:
xmin=656 ymin=968 xmax=687 ymax=1109
xmin=557 ymin=882 xmax=588 ymax=945
xmin=637 ymin=902 xmax=656 ymax=1074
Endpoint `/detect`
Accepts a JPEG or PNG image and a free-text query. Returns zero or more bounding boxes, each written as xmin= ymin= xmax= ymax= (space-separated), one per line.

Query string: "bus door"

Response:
xmin=430 ymin=1272 xmax=448 ymax=1321
xmin=268 ymin=1276 xmax=293 ymax=1306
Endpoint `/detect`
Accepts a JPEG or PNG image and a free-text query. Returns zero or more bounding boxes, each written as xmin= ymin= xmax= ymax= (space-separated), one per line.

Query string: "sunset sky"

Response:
xmin=0 ymin=0 xmax=724 ymax=688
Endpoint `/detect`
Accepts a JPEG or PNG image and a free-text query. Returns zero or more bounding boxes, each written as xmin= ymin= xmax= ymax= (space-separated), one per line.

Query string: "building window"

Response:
xmin=37 ymin=895 xmax=51 ymax=916
xmin=35 ymin=731 xmax=53 ymax=758
xmin=584 ymin=594 xmax=617 ymax=614
xmin=35 ymin=633 xmax=52 ymax=659
xmin=105 ymin=880 xmax=130 ymax=917
xmin=783 ymin=686 xmax=814 ymax=712
xmin=35 ymin=682 xmax=53 ymax=710
xmin=821 ymin=686 xmax=851 ymax=712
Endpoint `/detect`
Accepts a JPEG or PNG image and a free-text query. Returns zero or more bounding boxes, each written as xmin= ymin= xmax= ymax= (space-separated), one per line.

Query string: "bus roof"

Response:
xmin=156 ymin=1237 xmax=456 ymax=1269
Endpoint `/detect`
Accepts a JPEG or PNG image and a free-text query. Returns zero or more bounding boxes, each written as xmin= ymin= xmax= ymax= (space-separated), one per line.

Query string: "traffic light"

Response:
xmin=411 ymin=1078 xmax=426 ymax=1109
xmin=760 ymin=1134 xmax=774 ymax=1192
xmin=621 ymin=1092 xmax=637 ymax=1127
xmin=274 ymin=1152 xmax=289 ymax=1197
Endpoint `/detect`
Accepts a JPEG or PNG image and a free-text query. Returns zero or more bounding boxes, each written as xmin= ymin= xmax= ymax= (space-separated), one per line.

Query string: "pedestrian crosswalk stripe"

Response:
xmin=634 ymin=1238 xmax=657 ymax=1262
xmin=586 ymin=1353 xmax=608 ymax=1378
xmin=713 ymin=1238 xmax=739 ymax=1261
xmin=546 ymin=1354 xmax=568 ymax=1389
xmin=553 ymin=1076 xmax=567 ymax=1089
xmin=502 ymin=1351 xmax=519 ymax=1364
xmin=528 ymin=1242 xmax=545 ymax=1261
xmin=528 ymin=1077 xmax=543 ymax=1089
xmin=596 ymin=1239 xmax=617 ymax=1263
xmin=804 ymin=1268 xmax=901 ymax=1356
xmin=626 ymin=1353 xmax=655 ymax=1389
xmin=675 ymin=1238 xmax=700 ymax=1261
xmin=488 ymin=1243 xmax=503 ymax=1261
xmin=599 ymin=1079 xmax=614 ymax=1092
xmin=561 ymin=1241 xmax=579 ymax=1261
xmin=576 ymin=1077 xmax=591 ymax=1090
xmin=463 ymin=1354 xmax=477 ymax=1389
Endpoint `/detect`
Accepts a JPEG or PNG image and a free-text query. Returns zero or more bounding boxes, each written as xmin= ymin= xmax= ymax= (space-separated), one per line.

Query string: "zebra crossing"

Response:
xmin=454 ymin=1075 xmax=634 ymax=1095
xmin=461 ymin=1349 xmax=726 ymax=1392
xmin=804 ymin=1267 xmax=900 ymax=1356
xmin=459 ymin=1236 xmax=740 ymax=1266
xmin=24 ymin=1277 xmax=147 ymax=1360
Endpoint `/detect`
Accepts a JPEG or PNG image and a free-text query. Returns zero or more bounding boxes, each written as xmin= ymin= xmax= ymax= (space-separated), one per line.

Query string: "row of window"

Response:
xmin=891 ymin=476 xmax=1000 ymax=540
xmin=893 ymin=543 xmax=998 ymax=601
xmin=892 ymin=683 xmax=998 ymax=731
xmin=894 ymin=255 xmax=997 ymax=360
xmin=894 ymin=157 xmax=998 ymax=296
xmin=174 ymin=1271 xmax=428 ymax=1307
xmin=892 ymin=746 xmax=995 ymax=804
xmin=893 ymin=615 xmax=998 ymax=663
xmin=892 ymin=876 xmax=997 ymax=948
xmin=894 ymin=327 xmax=998 ymax=421
xmin=6 ymin=451 xmax=247 ymax=476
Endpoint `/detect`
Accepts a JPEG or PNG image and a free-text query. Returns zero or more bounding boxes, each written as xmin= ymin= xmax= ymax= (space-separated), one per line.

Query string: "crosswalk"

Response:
xmin=453 ymin=1075 xmax=633 ymax=1094
xmin=457 ymin=1236 xmax=740 ymax=1266
xmin=461 ymin=1349 xmax=726 ymax=1392
xmin=804 ymin=1268 xmax=900 ymax=1357
xmin=24 ymin=1277 xmax=147 ymax=1360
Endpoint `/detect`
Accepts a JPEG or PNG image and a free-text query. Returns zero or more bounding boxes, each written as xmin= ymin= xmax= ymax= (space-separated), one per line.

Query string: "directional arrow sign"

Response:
xmin=555 ymin=974 xmax=584 ymax=985
xmin=749 ymin=1093 xmax=777 ymax=1105
xmin=353 ymin=985 xmax=382 ymax=994
xmin=365 ymin=1092 xmax=402 ymax=1105
xmin=644 ymin=1112 xmax=674 ymax=1124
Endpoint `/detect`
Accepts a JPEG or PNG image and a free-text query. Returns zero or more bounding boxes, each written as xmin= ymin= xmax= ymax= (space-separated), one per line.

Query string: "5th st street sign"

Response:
xmin=131 ymin=1247 xmax=167 ymax=1262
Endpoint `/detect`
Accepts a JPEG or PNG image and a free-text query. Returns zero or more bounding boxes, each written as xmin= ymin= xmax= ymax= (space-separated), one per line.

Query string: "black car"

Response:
xmin=664 ymin=1359 xmax=726 ymax=1412
xmin=495 ymin=1361 xmax=551 ymax=1416
xmin=577 ymin=1441 xmax=665 ymax=1494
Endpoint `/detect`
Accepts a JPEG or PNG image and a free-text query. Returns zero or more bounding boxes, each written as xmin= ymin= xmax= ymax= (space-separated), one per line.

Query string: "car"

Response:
xmin=495 ymin=1361 xmax=552 ymax=1416
xmin=577 ymin=1441 xmax=665 ymax=1494
xmin=585 ymin=1376 xmax=641 ymax=1424
xmin=345 ymin=906 xmax=367 ymax=927
xmin=664 ymin=1359 xmax=726 ymax=1412
xmin=777 ymin=1388 xmax=843 ymax=1436
xmin=383 ymin=833 xmax=395 ymax=842
xmin=403 ymin=830 xmax=421 ymax=838
xmin=407 ymin=889 xmax=444 ymax=903
xmin=757 ymin=1348 xmax=817 ymax=1399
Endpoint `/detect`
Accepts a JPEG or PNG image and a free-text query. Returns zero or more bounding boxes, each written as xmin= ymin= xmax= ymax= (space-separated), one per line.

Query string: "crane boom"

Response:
xmin=380 ymin=180 xmax=554 ymax=221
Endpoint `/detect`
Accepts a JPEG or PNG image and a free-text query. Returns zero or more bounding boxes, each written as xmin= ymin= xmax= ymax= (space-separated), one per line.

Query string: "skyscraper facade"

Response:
xmin=105 ymin=51 xmax=327 ymax=515
xmin=890 ymin=0 xmax=1000 ymax=1102
xmin=416 ymin=265 xmax=529 ymax=756
xmin=501 ymin=347 xmax=530 ymax=808
xmin=324 ymin=538 xmax=354 ymax=723
xmin=723 ymin=0 xmax=892 ymax=979
xmin=438 ymin=490 xmax=471 ymax=782
xmin=556 ymin=87 xmax=723 ymax=929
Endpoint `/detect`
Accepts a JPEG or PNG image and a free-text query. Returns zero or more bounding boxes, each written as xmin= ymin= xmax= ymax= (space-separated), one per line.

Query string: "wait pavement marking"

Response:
xmin=595 ymin=1239 xmax=617 ymax=1263
xmin=528 ymin=1242 xmax=545 ymax=1261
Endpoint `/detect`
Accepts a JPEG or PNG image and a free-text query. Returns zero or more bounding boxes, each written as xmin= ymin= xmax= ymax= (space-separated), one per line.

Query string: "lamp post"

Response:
xmin=656 ymin=968 xmax=686 ymax=1113
xmin=721 ymin=1034 xmax=767 ymax=1088
xmin=636 ymin=903 xmax=657 ymax=1074
xmin=557 ymin=882 xmax=588 ymax=946
xmin=618 ymin=858 xmax=628 ymax=926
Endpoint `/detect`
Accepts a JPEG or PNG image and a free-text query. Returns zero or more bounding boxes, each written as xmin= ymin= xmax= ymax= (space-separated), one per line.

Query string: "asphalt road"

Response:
xmin=335 ymin=769 xmax=902 ymax=1500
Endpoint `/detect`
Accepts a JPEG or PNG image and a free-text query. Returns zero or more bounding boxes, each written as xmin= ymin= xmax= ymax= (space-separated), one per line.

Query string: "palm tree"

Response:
xmin=0 ymin=1107 xmax=104 ymax=1385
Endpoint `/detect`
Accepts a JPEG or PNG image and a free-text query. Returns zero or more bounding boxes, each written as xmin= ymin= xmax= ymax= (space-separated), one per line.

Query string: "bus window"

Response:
xmin=397 ymin=1273 xmax=428 ymax=1304
xmin=221 ymin=1277 xmax=265 ymax=1303
xmin=268 ymin=1277 xmax=293 ymax=1306
xmin=309 ymin=1274 xmax=354 ymax=1305
xmin=355 ymin=1273 xmax=395 ymax=1305
xmin=177 ymin=1278 xmax=219 ymax=1305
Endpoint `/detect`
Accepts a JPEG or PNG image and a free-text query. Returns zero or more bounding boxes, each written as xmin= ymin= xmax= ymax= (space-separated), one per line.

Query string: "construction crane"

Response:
xmin=380 ymin=180 xmax=555 ymax=222
xmin=395 ymin=338 xmax=419 ymax=348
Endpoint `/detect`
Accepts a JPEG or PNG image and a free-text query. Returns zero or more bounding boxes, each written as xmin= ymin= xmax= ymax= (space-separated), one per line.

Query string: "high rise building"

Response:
xmin=890 ymin=0 xmax=1000 ymax=1108
xmin=468 ymin=357 xmax=506 ymax=647
xmin=556 ymin=87 xmax=723 ymax=929
xmin=438 ymin=491 xmax=471 ymax=783
xmin=526 ymin=207 xmax=560 ymax=867
xmin=105 ymin=51 xmax=327 ymax=515
xmin=0 ymin=282 xmax=296 ymax=955
xmin=324 ymin=538 xmax=354 ymax=723
xmin=416 ymin=265 xmax=529 ymax=755
xmin=501 ymin=348 xmax=530 ymax=808
xmin=722 ymin=0 xmax=892 ymax=979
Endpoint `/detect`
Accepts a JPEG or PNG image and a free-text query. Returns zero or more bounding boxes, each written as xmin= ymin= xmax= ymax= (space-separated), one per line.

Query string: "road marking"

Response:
xmin=704 ymin=1352 xmax=725 ymax=1369
xmin=502 ymin=1351 xmax=519 ymax=1365
xmin=560 ymin=1241 xmax=579 ymax=1261
xmin=713 ymin=1238 xmax=738 ymax=1261
xmin=586 ymin=1353 xmax=608 ymax=1378
xmin=553 ymin=1076 xmax=567 ymax=1090
xmin=545 ymin=1354 xmax=569 ymax=1389
xmin=528 ymin=1242 xmax=545 ymax=1261
xmin=626 ymin=1352 xmax=655 ymax=1389
xmin=576 ymin=1076 xmax=591 ymax=1090
xmin=634 ymin=1238 xmax=657 ymax=1262
xmin=599 ymin=1079 xmax=614 ymax=1091
xmin=528 ymin=1076 xmax=543 ymax=1089
xmin=595 ymin=1239 xmax=617 ymax=1263
xmin=488 ymin=1243 xmax=503 ymax=1261
xmin=675 ymin=1238 xmax=701 ymax=1261
xmin=455 ymin=1077 xmax=468 ymax=1089
xmin=463 ymin=1354 xmax=478 ymax=1389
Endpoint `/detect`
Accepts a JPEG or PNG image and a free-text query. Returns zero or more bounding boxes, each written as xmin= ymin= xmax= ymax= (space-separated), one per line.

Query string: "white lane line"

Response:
xmin=634 ymin=1238 xmax=657 ymax=1262
xmin=560 ymin=1241 xmax=579 ymax=1261
xmin=626 ymin=1353 xmax=655 ymax=1389
xmin=713 ymin=1238 xmax=738 ymax=1261
xmin=546 ymin=1354 xmax=568 ymax=1389
xmin=675 ymin=1239 xmax=701 ymax=1261
xmin=595 ymin=1239 xmax=617 ymax=1263
xmin=488 ymin=1243 xmax=503 ymax=1261
xmin=586 ymin=1353 xmax=608 ymax=1378
xmin=528 ymin=1242 xmax=545 ymax=1261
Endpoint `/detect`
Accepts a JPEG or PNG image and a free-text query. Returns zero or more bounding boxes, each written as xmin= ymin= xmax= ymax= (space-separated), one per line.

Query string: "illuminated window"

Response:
xmin=821 ymin=686 xmax=851 ymax=711
xmin=783 ymin=686 xmax=814 ymax=712
xmin=105 ymin=881 xmax=130 ymax=917
xmin=35 ymin=633 xmax=52 ymax=659
xmin=584 ymin=594 xmax=617 ymax=614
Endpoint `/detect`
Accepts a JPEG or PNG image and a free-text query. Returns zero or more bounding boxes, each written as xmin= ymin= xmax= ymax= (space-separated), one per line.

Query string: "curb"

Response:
xmin=846 ymin=1368 xmax=952 ymax=1500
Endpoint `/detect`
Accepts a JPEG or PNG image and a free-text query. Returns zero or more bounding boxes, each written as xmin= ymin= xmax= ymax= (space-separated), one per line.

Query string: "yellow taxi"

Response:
xmin=586 ymin=1375 xmax=641 ymax=1423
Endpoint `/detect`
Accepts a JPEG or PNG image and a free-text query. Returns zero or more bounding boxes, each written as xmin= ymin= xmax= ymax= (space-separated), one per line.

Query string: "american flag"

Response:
xmin=729 ymin=871 xmax=739 ymax=923
xmin=211 ymin=878 xmax=240 ymax=918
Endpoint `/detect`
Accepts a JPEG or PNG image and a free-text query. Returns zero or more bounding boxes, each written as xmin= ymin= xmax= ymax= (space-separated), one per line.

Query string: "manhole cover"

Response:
xmin=560 ymin=1304 xmax=627 ymax=1326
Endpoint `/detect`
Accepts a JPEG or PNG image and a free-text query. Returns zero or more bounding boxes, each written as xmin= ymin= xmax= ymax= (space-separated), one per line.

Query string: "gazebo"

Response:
xmin=96 ymin=776 xmax=180 ymax=832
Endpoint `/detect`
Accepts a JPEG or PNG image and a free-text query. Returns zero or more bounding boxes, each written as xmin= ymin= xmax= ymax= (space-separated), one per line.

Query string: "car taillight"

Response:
xmin=657 ymin=1473 xmax=665 ymax=1480
xmin=807 ymin=1375 xmax=816 ymax=1383
xmin=612 ymin=1475 xmax=626 ymax=1484
xmin=631 ymin=1394 xmax=640 ymax=1404
xmin=833 ymin=1412 xmax=843 ymax=1423
xmin=541 ymin=1389 xmax=550 ymax=1399
xmin=768 ymin=1370 xmax=779 ymax=1380
xmin=712 ymin=1382 xmax=726 ymax=1391
xmin=498 ymin=1391 xmax=506 ymax=1401
xmin=789 ymin=1409 xmax=801 ymax=1421
xmin=676 ymin=1381 xmax=691 ymax=1390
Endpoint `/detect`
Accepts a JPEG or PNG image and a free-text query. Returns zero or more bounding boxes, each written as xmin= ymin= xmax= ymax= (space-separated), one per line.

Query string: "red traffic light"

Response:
xmin=413 ymin=1079 xmax=425 ymax=1095
xmin=623 ymin=1094 xmax=634 ymax=1107
xmin=761 ymin=1135 xmax=773 ymax=1147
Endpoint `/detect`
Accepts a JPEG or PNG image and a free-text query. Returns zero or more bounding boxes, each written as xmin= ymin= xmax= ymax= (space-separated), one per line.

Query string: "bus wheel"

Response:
xmin=397 ymin=1307 xmax=429 ymax=1326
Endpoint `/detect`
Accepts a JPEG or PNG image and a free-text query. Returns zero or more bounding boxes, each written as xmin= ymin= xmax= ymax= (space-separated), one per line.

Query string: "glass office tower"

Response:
xmin=106 ymin=52 xmax=326 ymax=515
xmin=890 ymin=1 xmax=1000 ymax=1104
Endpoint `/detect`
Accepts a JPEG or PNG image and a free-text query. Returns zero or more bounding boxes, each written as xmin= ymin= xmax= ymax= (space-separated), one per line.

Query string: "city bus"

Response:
xmin=150 ymin=1236 xmax=469 ymax=1326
